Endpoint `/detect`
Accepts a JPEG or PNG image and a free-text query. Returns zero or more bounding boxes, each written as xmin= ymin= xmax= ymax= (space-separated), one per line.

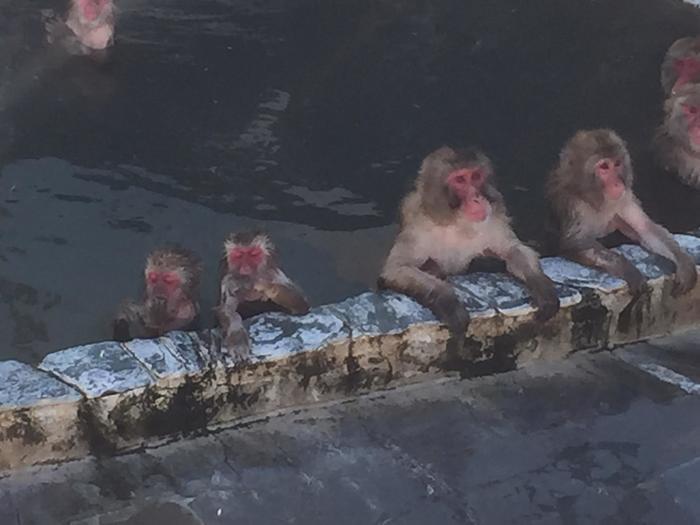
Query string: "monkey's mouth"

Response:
xmin=238 ymin=265 xmax=255 ymax=276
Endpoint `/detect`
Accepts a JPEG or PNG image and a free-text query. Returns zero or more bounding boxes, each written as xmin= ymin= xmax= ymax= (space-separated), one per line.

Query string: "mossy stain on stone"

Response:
xmin=2 ymin=409 xmax=47 ymax=446
xmin=571 ymin=291 xmax=609 ymax=351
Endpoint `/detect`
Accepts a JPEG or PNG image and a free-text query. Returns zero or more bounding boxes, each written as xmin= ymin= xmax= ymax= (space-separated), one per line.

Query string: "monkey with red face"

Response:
xmin=113 ymin=247 xmax=202 ymax=342
xmin=549 ymin=129 xmax=697 ymax=296
xmin=45 ymin=0 xmax=115 ymax=57
xmin=217 ymin=231 xmax=310 ymax=361
xmin=379 ymin=146 xmax=560 ymax=358
xmin=661 ymin=37 xmax=700 ymax=96
xmin=654 ymin=84 xmax=700 ymax=188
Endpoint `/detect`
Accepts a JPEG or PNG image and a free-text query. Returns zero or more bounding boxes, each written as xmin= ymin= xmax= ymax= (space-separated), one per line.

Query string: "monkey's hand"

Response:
xmin=113 ymin=318 xmax=131 ymax=342
xmin=223 ymin=329 xmax=252 ymax=364
xmin=432 ymin=293 xmax=470 ymax=357
xmin=534 ymin=290 xmax=560 ymax=323
xmin=672 ymin=252 xmax=698 ymax=297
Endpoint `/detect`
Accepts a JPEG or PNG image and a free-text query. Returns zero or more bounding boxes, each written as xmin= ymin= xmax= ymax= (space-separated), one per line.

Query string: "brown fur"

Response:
xmin=45 ymin=0 xmax=115 ymax=56
xmin=661 ymin=36 xmax=700 ymax=96
xmin=654 ymin=84 xmax=700 ymax=188
xmin=549 ymin=129 xmax=697 ymax=297
xmin=217 ymin=231 xmax=310 ymax=362
xmin=379 ymin=146 xmax=559 ymax=360
xmin=113 ymin=247 xmax=202 ymax=341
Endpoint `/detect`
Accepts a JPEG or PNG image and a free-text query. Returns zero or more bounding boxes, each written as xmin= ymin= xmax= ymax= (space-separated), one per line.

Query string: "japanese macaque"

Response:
xmin=661 ymin=37 xmax=700 ymax=96
xmin=217 ymin=232 xmax=310 ymax=361
xmin=548 ymin=129 xmax=697 ymax=297
xmin=113 ymin=248 xmax=202 ymax=341
xmin=44 ymin=0 xmax=115 ymax=56
xmin=654 ymin=84 xmax=700 ymax=188
xmin=378 ymin=146 xmax=560 ymax=356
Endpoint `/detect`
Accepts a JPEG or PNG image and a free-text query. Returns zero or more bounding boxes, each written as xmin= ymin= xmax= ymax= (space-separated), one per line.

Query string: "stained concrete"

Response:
xmin=2 ymin=330 xmax=700 ymax=524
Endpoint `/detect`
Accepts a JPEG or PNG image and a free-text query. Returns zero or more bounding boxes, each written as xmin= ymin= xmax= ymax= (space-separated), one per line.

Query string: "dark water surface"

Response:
xmin=0 ymin=0 xmax=699 ymax=363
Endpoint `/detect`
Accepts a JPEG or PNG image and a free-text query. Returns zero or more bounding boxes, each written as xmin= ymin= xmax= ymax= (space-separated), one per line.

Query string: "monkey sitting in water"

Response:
xmin=44 ymin=0 xmax=116 ymax=57
xmin=549 ymin=129 xmax=697 ymax=296
xmin=379 ymin=146 xmax=560 ymax=357
xmin=654 ymin=84 xmax=700 ymax=189
xmin=216 ymin=231 xmax=310 ymax=362
xmin=661 ymin=36 xmax=700 ymax=97
xmin=113 ymin=247 xmax=202 ymax=341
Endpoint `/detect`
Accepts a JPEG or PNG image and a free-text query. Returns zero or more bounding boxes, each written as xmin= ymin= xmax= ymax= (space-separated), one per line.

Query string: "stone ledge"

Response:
xmin=2 ymin=234 xmax=700 ymax=470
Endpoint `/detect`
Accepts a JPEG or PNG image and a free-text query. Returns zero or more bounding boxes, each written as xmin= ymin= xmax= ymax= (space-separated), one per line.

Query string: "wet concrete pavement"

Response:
xmin=2 ymin=330 xmax=700 ymax=524
xmin=1 ymin=0 xmax=700 ymax=360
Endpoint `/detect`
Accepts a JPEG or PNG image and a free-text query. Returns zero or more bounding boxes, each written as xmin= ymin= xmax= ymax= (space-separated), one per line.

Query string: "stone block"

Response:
xmin=452 ymin=272 xmax=581 ymax=316
xmin=39 ymin=341 xmax=154 ymax=398
xmin=123 ymin=336 xmax=203 ymax=378
xmin=323 ymin=291 xmax=443 ymax=337
xmin=0 ymin=361 xmax=85 ymax=469
xmin=613 ymin=245 xmax=674 ymax=280
xmin=541 ymin=257 xmax=626 ymax=293
xmin=246 ymin=309 xmax=349 ymax=359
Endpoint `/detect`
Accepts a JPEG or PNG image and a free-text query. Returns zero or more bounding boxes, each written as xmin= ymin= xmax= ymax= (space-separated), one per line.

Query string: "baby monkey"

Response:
xmin=217 ymin=231 xmax=310 ymax=362
xmin=548 ymin=129 xmax=697 ymax=296
xmin=113 ymin=247 xmax=202 ymax=341
xmin=379 ymin=146 xmax=560 ymax=357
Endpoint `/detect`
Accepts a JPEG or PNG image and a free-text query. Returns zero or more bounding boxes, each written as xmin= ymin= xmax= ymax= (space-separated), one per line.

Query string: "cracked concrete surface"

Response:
xmin=2 ymin=329 xmax=700 ymax=524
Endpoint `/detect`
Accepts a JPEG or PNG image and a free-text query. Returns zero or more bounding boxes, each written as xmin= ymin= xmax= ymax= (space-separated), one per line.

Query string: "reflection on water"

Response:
xmin=0 ymin=0 xmax=699 ymax=361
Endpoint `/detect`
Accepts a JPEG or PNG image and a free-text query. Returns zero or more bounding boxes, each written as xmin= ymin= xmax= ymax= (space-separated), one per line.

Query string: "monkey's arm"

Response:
xmin=44 ymin=15 xmax=91 ymax=55
xmin=615 ymin=205 xmax=697 ymax=296
xmin=217 ymin=278 xmax=252 ymax=362
xmin=257 ymin=269 xmax=310 ymax=315
xmin=492 ymin=243 xmax=559 ymax=322
xmin=378 ymin=239 xmax=469 ymax=353
xmin=562 ymin=232 xmax=647 ymax=296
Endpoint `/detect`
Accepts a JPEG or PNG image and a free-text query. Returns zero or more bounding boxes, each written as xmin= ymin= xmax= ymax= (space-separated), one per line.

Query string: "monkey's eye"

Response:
xmin=146 ymin=272 xmax=159 ymax=284
xmin=690 ymin=106 xmax=699 ymax=115
xmin=599 ymin=162 xmax=610 ymax=170
xmin=613 ymin=160 xmax=622 ymax=168
xmin=249 ymin=247 xmax=263 ymax=257
xmin=471 ymin=171 xmax=483 ymax=184
xmin=454 ymin=175 xmax=466 ymax=184
xmin=162 ymin=273 xmax=178 ymax=285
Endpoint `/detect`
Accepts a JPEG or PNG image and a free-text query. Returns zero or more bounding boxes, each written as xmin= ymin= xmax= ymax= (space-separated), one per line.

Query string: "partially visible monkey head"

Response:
xmin=224 ymin=231 xmax=274 ymax=277
xmin=664 ymin=85 xmax=700 ymax=153
xmin=418 ymin=146 xmax=495 ymax=223
xmin=662 ymin=37 xmax=700 ymax=96
xmin=144 ymin=247 xmax=201 ymax=323
xmin=557 ymin=129 xmax=633 ymax=203
xmin=73 ymin=0 xmax=113 ymax=23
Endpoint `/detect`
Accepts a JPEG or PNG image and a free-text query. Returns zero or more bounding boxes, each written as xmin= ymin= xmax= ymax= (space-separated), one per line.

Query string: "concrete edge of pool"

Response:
xmin=1 ymin=233 xmax=700 ymax=471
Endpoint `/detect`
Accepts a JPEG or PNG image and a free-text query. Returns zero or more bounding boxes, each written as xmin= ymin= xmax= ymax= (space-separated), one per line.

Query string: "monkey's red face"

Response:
xmin=228 ymin=246 xmax=265 ymax=276
xmin=79 ymin=0 xmax=110 ymax=21
xmin=595 ymin=158 xmax=625 ymax=201
xmin=682 ymin=103 xmax=700 ymax=147
xmin=447 ymin=168 xmax=490 ymax=222
xmin=146 ymin=270 xmax=182 ymax=298
xmin=674 ymin=58 xmax=700 ymax=94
